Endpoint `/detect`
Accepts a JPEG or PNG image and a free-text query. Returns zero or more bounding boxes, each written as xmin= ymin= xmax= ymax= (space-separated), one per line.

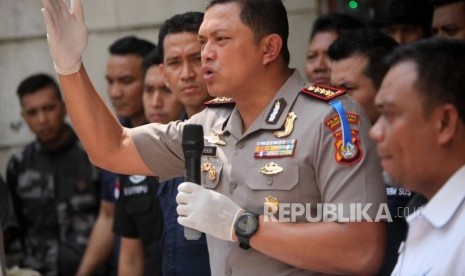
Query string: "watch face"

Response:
xmin=237 ymin=214 xmax=257 ymax=235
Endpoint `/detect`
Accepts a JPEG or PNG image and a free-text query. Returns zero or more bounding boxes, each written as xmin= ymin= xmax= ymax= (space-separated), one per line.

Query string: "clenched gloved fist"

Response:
xmin=176 ymin=182 xmax=244 ymax=241
xmin=41 ymin=0 xmax=87 ymax=75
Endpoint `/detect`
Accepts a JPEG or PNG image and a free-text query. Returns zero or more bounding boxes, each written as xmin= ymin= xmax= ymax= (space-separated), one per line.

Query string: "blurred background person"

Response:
xmin=1 ymin=175 xmax=15 ymax=276
xmin=328 ymin=28 xmax=402 ymax=276
xmin=77 ymin=36 xmax=155 ymax=276
xmin=305 ymin=13 xmax=364 ymax=85
xmin=5 ymin=74 xmax=100 ymax=275
xmin=371 ymin=0 xmax=433 ymax=44
xmin=156 ymin=11 xmax=212 ymax=276
xmin=113 ymin=48 xmax=184 ymax=276
xmin=329 ymin=28 xmax=398 ymax=124
xmin=432 ymin=0 xmax=465 ymax=40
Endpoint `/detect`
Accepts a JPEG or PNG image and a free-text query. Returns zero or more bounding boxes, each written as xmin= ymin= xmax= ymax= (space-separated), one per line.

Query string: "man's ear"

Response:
xmin=262 ymin=34 xmax=283 ymax=66
xmin=436 ymin=103 xmax=459 ymax=146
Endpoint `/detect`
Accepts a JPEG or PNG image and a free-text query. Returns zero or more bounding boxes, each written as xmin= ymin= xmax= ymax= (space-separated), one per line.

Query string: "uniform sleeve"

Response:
xmin=131 ymin=120 xmax=185 ymax=182
xmin=131 ymin=108 xmax=228 ymax=182
xmin=314 ymin=96 xmax=386 ymax=220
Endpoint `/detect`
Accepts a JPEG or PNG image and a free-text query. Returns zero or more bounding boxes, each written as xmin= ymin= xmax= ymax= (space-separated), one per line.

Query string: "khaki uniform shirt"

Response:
xmin=132 ymin=70 xmax=385 ymax=275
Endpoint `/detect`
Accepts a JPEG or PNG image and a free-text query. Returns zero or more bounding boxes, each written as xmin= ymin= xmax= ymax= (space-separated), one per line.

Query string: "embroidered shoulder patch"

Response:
xmin=301 ymin=84 xmax=346 ymax=102
xmin=204 ymin=97 xmax=235 ymax=107
xmin=333 ymin=129 xmax=363 ymax=166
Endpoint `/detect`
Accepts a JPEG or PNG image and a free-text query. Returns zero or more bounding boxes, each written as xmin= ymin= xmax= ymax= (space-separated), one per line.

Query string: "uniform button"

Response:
xmin=237 ymin=142 xmax=244 ymax=149
xmin=225 ymin=266 xmax=232 ymax=276
xmin=267 ymin=177 xmax=273 ymax=185
xmin=231 ymin=182 xmax=237 ymax=189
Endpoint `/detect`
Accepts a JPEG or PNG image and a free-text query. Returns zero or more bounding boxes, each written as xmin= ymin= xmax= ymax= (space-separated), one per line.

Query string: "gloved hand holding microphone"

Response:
xmin=40 ymin=0 xmax=87 ymax=75
xmin=176 ymin=182 xmax=244 ymax=241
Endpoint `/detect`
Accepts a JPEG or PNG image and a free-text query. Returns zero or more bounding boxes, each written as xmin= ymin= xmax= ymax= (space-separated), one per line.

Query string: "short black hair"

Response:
xmin=432 ymin=0 xmax=465 ymax=7
xmin=328 ymin=28 xmax=398 ymax=90
xmin=371 ymin=0 xmax=434 ymax=38
xmin=158 ymin=12 xmax=204 ymax=60
xmin=206 ymin=0 xmax=290 ymax=65
xmin=384 ymin=38 xmax=465 ymax=121
xmin=310 ymin=13 xmax=365 ymax=41
xmin=141 ymin=48 xmax=162 ymax=77
xmin=109 ymin=36 xmax=156 ymax=58
xmin=17 ymin=73 xmax=61 ymax=104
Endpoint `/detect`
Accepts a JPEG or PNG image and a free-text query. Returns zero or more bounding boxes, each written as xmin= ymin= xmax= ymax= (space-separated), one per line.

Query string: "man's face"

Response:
xmin=161 ymin=32 xmax=210 ymax=110
xmin=105 ymin=54 xmax=145 ymax=121
xmin=143 ymin=65 xmax=184 ymax=124
xmin=199 ymin=2 xmax=264 ymax=98
xmin=433 ymin=2 xmax=465 ymax=40
xmin=21 ymin=86 xmax=66 ymax=144
xmin=331 ymin=55 xmax=378 ymax=124
xmin=380 ymin=23 xmax=424 ymax=44
xmin=305 ymin=31 xmax=339 ymax=84
xmin=370 ymin=61 xmax=437 ymax=193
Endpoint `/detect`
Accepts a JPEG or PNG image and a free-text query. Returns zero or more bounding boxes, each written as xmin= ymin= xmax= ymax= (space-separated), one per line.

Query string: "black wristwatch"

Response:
xmin=234 ymin=212 xmax=259 ymax=250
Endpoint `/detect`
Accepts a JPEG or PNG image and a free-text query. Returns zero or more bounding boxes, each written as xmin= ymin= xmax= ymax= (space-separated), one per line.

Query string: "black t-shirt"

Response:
xmin=113 ymin=175 xmax=163 ymax=276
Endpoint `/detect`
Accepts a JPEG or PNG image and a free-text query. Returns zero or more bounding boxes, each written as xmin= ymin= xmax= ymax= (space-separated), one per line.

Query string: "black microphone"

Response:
xmin=182 ymin=124 xmax=204 ymax=240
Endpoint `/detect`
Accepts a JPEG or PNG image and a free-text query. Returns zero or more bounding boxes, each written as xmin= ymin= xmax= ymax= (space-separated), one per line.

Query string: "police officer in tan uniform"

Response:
xmin=40 ymin=0 xmax=386 ymax=274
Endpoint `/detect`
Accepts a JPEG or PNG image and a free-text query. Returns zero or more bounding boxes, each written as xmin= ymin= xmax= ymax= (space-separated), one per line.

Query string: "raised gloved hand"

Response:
xmin=176 ymin=182 xmax=244 ymax=241
xmin=41 ymin=0 xmax=87 ymax=75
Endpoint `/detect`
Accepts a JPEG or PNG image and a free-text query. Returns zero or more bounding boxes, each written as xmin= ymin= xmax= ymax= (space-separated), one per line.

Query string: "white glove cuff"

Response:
xmin=229 ymin=208 xmax=245 ymax=241
xmin=54 ymin=60 xmax=82 ymax=75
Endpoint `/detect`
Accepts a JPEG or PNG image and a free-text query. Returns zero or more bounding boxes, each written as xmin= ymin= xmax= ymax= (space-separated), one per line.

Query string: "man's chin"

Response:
xmin=382 ymin=171 xmax=402 ymax=187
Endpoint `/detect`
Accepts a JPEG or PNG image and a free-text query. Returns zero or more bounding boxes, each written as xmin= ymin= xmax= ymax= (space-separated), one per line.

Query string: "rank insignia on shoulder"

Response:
xmin=204 ymin=97 xmax=235 ymax=107
xmin=301 ymin=84 xmax=346 ymax=102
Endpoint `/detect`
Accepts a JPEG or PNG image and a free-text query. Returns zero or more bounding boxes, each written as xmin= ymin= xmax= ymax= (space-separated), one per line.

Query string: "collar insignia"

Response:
xmin=266 ymin=98 xmax=286 ymax=124
xmin=274 ymin=112 xmax=297 ymax=138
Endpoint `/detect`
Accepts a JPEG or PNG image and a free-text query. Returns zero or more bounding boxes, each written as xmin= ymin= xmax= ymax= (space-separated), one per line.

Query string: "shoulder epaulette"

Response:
xmin=204 ymin=97 xmax=236 ymax=107
xmin=300 ymin=84 xmax=346 ymax=102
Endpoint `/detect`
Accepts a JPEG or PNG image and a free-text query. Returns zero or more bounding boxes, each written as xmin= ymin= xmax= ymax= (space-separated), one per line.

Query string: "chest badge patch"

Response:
xmin=201 ymin=160 xmax=217 ymax=181
xmin=274 ymin=112 xmax=297 ymax=138
xmin=259 ymin=162 xmax=283 ymax=175
xmin=264 ymin=195 xmax=279 ymax=213
xmin=255 ymin=139 xmax=296 ymax=158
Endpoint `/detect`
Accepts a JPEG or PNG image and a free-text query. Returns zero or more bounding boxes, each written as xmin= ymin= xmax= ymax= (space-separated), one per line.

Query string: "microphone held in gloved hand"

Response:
xmin=182 ymin=124 xmax=204 ymax=240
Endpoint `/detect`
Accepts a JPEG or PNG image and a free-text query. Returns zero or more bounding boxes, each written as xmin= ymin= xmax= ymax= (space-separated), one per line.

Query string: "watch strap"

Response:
xmin=236 ymin=212 xmax=259 ymax=250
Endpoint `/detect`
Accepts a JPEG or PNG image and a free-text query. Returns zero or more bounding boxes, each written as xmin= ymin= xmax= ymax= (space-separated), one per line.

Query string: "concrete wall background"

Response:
xmin=0 ymin=0 xmax=318 ymax=178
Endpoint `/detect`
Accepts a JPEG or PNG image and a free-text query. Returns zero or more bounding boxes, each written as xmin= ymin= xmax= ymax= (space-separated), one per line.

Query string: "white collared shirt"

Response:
xmin=392 ymin=165 xmax=465 ymax=275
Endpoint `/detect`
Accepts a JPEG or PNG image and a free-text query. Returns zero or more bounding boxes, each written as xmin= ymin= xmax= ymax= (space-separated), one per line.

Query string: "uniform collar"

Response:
xmin=409 ymin=165 xmax=465 ymax=228
xmin=224 ymin=70 xmax=305 ymax=139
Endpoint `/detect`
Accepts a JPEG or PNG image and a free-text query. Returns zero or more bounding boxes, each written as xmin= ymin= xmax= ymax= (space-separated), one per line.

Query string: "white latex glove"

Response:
xmin=41 ymin=0 xmax=87 ymax=75
xmin=176 ymin=182 xmax=244 ymax=241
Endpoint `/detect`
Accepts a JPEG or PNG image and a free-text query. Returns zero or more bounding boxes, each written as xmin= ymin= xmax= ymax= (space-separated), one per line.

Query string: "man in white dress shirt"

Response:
xmin=370 ymin=38 xmax=465 ymax=275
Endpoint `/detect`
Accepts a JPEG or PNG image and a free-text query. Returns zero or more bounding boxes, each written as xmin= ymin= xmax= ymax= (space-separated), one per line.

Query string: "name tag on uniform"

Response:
xmin=202 ymin=146 xmax=217 ymax=157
